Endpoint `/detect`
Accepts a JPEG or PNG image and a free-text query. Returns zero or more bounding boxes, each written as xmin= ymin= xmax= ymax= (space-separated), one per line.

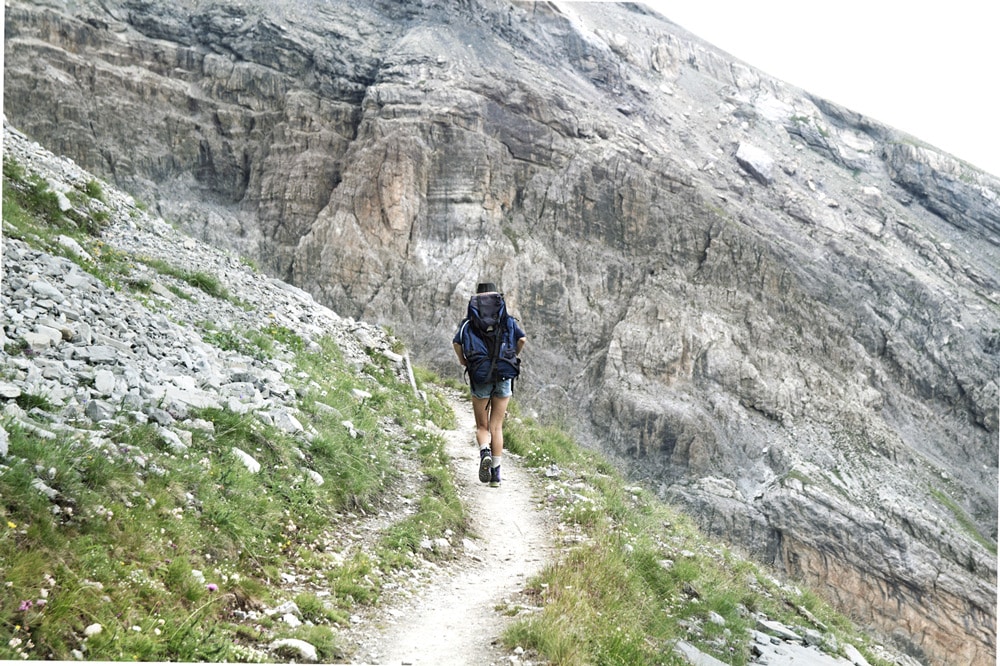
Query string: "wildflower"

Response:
xmin=207 ymin=583 xmax=218 ymax=592
xmin=17 ymin=600 xmax=33 ymax=612
xmin=7 ymin=521 xmax=15 ymax=529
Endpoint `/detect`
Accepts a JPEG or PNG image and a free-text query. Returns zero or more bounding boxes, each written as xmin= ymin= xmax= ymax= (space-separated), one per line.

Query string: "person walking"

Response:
xmin=452 ymin=282 xmax=526 ymax=487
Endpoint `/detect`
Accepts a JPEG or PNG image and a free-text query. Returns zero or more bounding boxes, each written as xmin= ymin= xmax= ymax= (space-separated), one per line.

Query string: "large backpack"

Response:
xmin=459 ymin=291 xmax=520 ymax=391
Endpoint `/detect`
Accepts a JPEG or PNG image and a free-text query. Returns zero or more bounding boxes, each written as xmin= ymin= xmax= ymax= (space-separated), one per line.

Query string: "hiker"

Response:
xmin=452 ymin=282 xmax=526 ymax=487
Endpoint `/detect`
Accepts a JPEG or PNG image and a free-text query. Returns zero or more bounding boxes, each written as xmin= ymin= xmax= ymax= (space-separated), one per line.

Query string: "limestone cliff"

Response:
xmin=4 ymin=1 xmax=997 ymax=663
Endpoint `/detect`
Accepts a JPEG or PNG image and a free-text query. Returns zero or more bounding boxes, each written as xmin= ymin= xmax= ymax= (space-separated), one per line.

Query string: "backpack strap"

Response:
xmin=506 ymin=317 xmax=517 ymax=395
xmin=459 ymin=319 xmax=473 ymax=389
xmin=486 ymin=326 xmax=502 ymax=393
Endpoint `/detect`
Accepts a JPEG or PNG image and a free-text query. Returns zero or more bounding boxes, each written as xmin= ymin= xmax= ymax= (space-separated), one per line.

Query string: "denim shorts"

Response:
xmin=471 ymin=378 xmax=512 ymax=399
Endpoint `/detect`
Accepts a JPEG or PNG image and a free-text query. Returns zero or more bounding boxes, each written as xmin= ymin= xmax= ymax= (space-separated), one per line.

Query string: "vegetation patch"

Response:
xmin=136 ymin=256 xmax=230 ymax=301
xmin=0 ymin=323 xmax=459 ymax=661
xmin=3 ymin=155 xmax=111 ymax=238
xmin=502 ymin=413 xmax=889 ymax=666
xmin=931 ymin=487 xmax=997 ymax=555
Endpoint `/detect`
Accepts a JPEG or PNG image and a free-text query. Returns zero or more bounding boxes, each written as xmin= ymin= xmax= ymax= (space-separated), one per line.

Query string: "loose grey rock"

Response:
xmin=22 ymin=331 xmax=56 ymax=352
xmin=93 ymin=369 xmax=116 ymax=395
xmin=84 ymin=400 xmax=117 ymax=422
xmin=757 ymin=618 xmax=803 ymax=642
xmin=57 ymin=234 xmax=93 ymax=261
xmin=31 ymin=478 xmax=59 ymax=500
xmin=735 ymin=142 xmax=775 ymax=185
xmin=842 ymin=644 xmax=871 ymax=666
xmin=269 ymin=638 xmax=318 ymax=663
xmin=231 ymin=448 xmax=261 ymax=474
xmin=78 ymin=346 xmax=119 ymax=364
xmin=157 ymin=427 xmax=188 ymax=454
xmin=270 ymin=409 xmax=304 ymax=435
xmin=674 ymin=640 xmax=730 ymax=666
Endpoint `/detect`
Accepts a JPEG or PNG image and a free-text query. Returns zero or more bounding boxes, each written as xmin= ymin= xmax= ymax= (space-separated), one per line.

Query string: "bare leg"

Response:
xmin=487 ymin=395 xmax=510 ymax=457
xmin=472 ymin=395 xmax=491 ymax=447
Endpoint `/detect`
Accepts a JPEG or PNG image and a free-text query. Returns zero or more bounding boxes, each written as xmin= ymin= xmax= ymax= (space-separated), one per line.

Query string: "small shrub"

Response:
xmin=84 ymin=179 xmax=105 ymax=201
xmin=15 ymin=392 xmax=54 ymax=413
xmin=4 ymin=338 xmax=33 ymax=357
xmin=127 ymin=277 xmax=153 ymax=293
xmin=294 ymin=592 xmax=338 ymax=624
xmin=326 ymin=555 xmax=380 ymax=607
xmin=20 ymin=175 xmax=65 ymax=225
xmin=136 ymin=257 xmax=229 ymax=300
xmin=184 ymin=271 xmax=228 ymax=299
xmin=262 ymin=323 xmax=305 ymax=354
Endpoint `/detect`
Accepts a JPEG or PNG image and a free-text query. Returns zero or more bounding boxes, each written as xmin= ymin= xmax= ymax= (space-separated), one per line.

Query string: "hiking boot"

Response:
xmin=478 ymin=448 xmax=493 ymax=483
xmin=489 ymin=465 xmax=501 ymax=488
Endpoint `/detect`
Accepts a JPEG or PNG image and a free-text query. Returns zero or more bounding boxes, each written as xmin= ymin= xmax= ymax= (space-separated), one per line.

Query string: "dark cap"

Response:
xmin=476 ymin=282 xmax=497 ymax=293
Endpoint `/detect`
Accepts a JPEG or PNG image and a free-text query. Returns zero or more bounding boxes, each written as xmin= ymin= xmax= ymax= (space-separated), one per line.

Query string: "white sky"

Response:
xmin=639 ymin=1 xmax=1000 ymax=178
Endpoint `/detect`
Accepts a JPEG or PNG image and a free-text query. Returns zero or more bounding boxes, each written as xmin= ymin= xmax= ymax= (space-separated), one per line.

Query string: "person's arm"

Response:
xmin=453 ymin=342 xmax=467 ymax=366
xmin=512 ymin=320 xmax=526 ymax=355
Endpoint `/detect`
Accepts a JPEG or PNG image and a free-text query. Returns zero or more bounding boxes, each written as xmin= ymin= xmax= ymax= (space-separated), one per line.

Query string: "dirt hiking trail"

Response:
xmin=346 ymin=395 xmax=557 ymax=665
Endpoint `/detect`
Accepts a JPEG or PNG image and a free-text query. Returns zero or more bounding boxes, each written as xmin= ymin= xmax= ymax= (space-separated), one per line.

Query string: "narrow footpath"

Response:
xmin=347 ymin=396 xmax=557 ymax=665
xmin=342 ymin=399 xmax=907 ymax=666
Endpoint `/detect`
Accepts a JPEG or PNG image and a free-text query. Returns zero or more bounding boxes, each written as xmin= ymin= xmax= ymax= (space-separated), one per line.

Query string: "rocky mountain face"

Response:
xmin=4 ymin=1 xmax=998 ymax=663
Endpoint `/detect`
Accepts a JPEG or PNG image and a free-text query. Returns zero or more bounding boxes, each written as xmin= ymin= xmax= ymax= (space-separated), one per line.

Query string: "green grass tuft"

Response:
xmin=931 ymin=487 xmax=997 ymax=555
xmin=137 ymin=257 xmax=230 ymax=300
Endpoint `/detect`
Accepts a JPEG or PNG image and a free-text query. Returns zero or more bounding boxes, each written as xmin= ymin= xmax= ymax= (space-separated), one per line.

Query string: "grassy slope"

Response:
xmin=500 ymin=415 xmax=894 ymax=665
xmin=0 ymin=156 xmax=462 ymax=661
